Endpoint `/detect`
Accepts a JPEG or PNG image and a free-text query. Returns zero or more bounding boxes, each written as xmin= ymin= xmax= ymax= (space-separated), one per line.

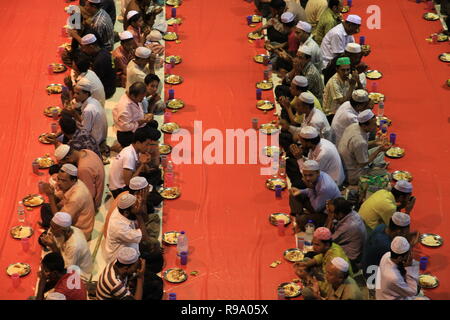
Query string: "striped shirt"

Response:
xmin=92 ymin=9 xmax=115 ymax=51
xmin=96 ymin=261 xmax=133 ymax=300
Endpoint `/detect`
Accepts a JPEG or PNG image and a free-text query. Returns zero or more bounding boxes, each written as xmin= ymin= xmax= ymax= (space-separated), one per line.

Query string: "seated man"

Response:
xmin=82 ymin=0 xmax=115 ymax=51
xmin=41 ymin=164 xmax=95 ymax=240
xmin=305 ymin=0 xmax=328 ymax=29
xmin=325 ymin=198 xmax=367 ymax=270
xmin=126 ymin=11 xmax=146 ymax=47
xmin=96 ymin=247 xmax=146 ymax=300
xmin=126 ymin=47 xmax=154 ymax=91
xmin=113 ymin=31 xmax=137 ymax=88
xmin=36 ymin=252 xmax=87 ymax=300
xmin=312 ymin=0 xmax=343 ymax=46
xmin=40 ymin=212 xmax=93 ymax=280
xmin=142 ymin=74 xmax=165 ymax=115
xmin=289 ymin=160 xmax=341 ymax=231
xmin=359 ymin=180 xmax=415 ymax=232
xmin=142 ymin=272 xmax=164 ymax=300
xmin=337 ymin=110 xmax=390 ymax=186
xmin=376 ymin=236 xmax=420 ymax=300
xmin=145 ymin=30 xmax=165 ymax=56
xmin=55 ymin=144 xmax=105 ymax=211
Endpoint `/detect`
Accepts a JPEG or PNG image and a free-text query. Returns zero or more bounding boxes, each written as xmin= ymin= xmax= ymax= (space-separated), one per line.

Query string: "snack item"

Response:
xmin=270 ymin=260 xmax=282 ymax=268
xmin=256 ymin=81 xmax=273 ymax=90
xmin=163 ymin=32 xmax=178 ymax=41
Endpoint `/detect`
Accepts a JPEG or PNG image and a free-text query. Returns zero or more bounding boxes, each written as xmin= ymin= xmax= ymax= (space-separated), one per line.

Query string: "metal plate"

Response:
xmin=368 ymin=92 xmax=385 ymax=104
xmin=34 ymin=156 xmax=54 ymax=169
xmin=278 ymin=282 xmax=302 ymax=298
xmin=166 ymin=0 xmax=180 ymax=6
xmin=165 ymin=55 xmax=182 ymax=64
xmin=46 ymin=84 xmax=63 ymax=94
xmin=162 ymin=231 xmax=180 ymax=245
xmin=254 ymin=54 xmax=269 ymax=64
xmin=423 ymin=12 xmax=439 ymax=21
xmin=269 ymin=213 xmax=291 ymax=226
xmin=248 ymin=32 xmax=264 ymax=40
xmin=165 ymin=74 xmax=183 ymax=85
xmin=419 ymin=233 xmax=444 ymax=247
xmin=260 ymin=123 xmax=280 ymax=135
xmin=163 ymin=32 xmax=178 ymax=41
xmin=263 ymin=146 xmax=280 ymax=157
xmin=437 ymin=33 xmax=449 ymax=42
xmin=361 ymin=44 xmax=371 ymax=51
xmin=59 ymin=43 xmax=71 ymax=51
xmin=385 ymin=147 xmax=405 ymax=159
xmin=43 ymin=106 xmax=62 ymax=117
xmin=256 ymin=80 xmax=273 ymax=90
xmin=6 ymin=263 xmax=31 ymax=277
xmin=160 ymin=187 xmax=181 ymax=199
xmin=166 ymin=17 xmax=182 ymax=26
xmin=159 ymin=144 xmax=172 ymax=155
xmin=10 ymin=226 xmax=34 ymax=240
xmin=283 ymin=248 xmax=304 ymax=262
xmin=38 ymin=133 xmax=56 ymax=144
xmin=376 ymin=116 xmax=391 ymax=127
xmin=256 ymin=100 xmax=274 ymax=111
xmin=366 ymin=70 xmax=383 ymax=80
xmin=22 ymin=194 xmax=45 ymax=207
xmin=438 ymin=52 xmax=450 ymax=63
xmin=391 ymin=170 xmax=413 ymax=182
xmin=163 ymin=268 xmax=188 ymax=283
xmin=266 ymin=178 xmax=287 ymax=191
xmin=166 ymin=98 xmax=184 ymax=110
xmin=51 ymin=63 xmax=67 ymax=73
xmin=161 ymin=122 xmax=180 ymax=134
xmin=419 ymin=274 xmax=439 ymax=289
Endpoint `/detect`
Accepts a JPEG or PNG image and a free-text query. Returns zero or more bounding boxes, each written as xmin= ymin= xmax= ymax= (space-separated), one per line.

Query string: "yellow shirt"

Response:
xmin=359 ymin=189 xmax=397 ymax=230
xmin=314 ymin=243 xmax=353 ymax=277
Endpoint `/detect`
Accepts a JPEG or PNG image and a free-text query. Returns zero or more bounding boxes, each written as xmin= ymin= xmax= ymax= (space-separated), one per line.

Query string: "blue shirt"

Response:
xmin=361 ymin=224 xmax=390 ymax=277
xmin=301 ymin=171 xmax=341 ymax=212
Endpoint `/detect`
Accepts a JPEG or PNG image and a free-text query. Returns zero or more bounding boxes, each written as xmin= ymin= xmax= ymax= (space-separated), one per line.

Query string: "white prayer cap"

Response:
xmin=331 ymin=257 xmax=349 ymax=272
xmin=129 ymin=176 xmax=149 ymax=191
xmin=391 ymin=236 xmax=410 ymax=254
xmin=118 ymin=194 xmax=137 ymax=210
xmin=147 ymin=30 xmax=162 ymax=42
xmin=346 ymin=42 xmax=362 ymax=54
xmin=299 ymin=92 xmax=315 ymax=104
xmin=76 ymin=78 xmax=91 ymax=93
xmin=357 ymin=109 xmax=375 ymax=123
xmin=52 ymin=212 xmax=72 ymax=228
xmin=298 ymin=44 xmax=313 ymax=56
xmin=301 ymin=160 xmax=320 ymax=172
xmin=87 ymin=0 xmax=102 ymax=3
xmin=55 ymin=144 xmax=70 ymax=161
xmin=135 ymin=47 xmax=152 ymax=59
xmin=46 ymin=292 xmax=67 ymax=300
xmin=394 ymin=180 xmax=413 ymax=193
xmin=300 ymin=126 xmax=319 ymax=139
xmin=119 ymin=31 xmax=134 ymax=41
xmin=391 ymin=212 xmax=411 ymax=227
xmin=296 ymin=21 xmax=312 ymax=33
xmin=292 ymin=75 xmax=308 ymax=87
xmin=117 ymin=247 xmax=139 ymax=265
xmin=352 ymin=89 xmax=369 ymax=103
xmin=80 ymin=34 xmax=97 ymax=45
xmin=346 ymin=14 xmax=362 ymax=25
xmin=61 ymin=163 xmax=78 ymax=177
xmin=281 ymin=12 xmax=295 ymax=23
xmin=127 ymin=10 xmax=139 ymax=21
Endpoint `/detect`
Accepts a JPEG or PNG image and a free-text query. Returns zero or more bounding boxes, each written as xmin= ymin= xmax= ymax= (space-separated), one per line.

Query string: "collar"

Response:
xmin=304 ymin=107 xmax=316 ymax=124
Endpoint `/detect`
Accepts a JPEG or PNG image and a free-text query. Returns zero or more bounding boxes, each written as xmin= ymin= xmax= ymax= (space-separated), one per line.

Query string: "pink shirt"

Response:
xmin=112 ymin=93 xmax=145 ymax=133
xmin=77 ymin=149 xmax=105 ymax=210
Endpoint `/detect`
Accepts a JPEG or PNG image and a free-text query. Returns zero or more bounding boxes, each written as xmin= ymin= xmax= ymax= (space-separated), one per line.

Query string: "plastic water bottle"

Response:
xmin=167 ymin=160 xmax=174 ymax=173
xmin=176 ymin=231 xmax=188 ymax=256
xmin=304 ymin=220 xmax=315 ymax=246
xmin=17 ymin=201 xmax=25 ymax=224
xmin=378 ymin=101 xmax=384 ymax=117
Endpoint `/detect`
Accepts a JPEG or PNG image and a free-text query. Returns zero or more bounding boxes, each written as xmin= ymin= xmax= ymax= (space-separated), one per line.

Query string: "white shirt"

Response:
xmin=108 ymin=145 xmax=138 ymax=191
xmin=103 ymin=208 xmax=142 ymax=264
xmin=303 ymin=138 xmax=345 ymax=186
xmin=79 ymin=96 xmax=108 ymax=146
xmin=302 ymin=108 xmax=332 ymax=141
xmin=301 ymin=36 xmax=323 ymax=71
xmin=71 ymin=69 xmax=106 ymax=107
xmin=376 ymin=252 xmax=420 ymax=300
xmin=320 ymin=24 xmax=355 ymax=69
xmin=112 ymin=93 xmax=145 ymax=133
xmin=331 ymin=101 xmax=358 ymax=145
xmin=54 ymin=227 xmax=93 ymax=281
xmin=126 ymin=60 xmax=150 ymax=91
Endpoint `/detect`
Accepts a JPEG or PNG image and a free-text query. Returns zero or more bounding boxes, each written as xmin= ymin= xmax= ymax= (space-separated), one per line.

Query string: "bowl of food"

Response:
xmin=248 ymin=32 xmax=264 ymax=40
xmin=163 ymin=268 xmax=187 ymax=283
xmin=38 ymin=133 xmax=56 ymax=144
xmin=166 ymin=17 xmax=182 ymax=26
xmin=51 ymin=63 xmax=67 ymax=73
xmin=254 ymin=54 xmax=269 ymax=64
xmin=419 ymin=233 xmax=443 ymax=247
xmin=159 ymin=144 xmax=172 ymax=155
xmin=263 ymin=146 xmax=280 ymax=157
xmin=160 ymin=187 xmax=181 ymax=199
xmin=438 ymin=52 xmax=450 ymax=63
xmin=165 ymin=74 xmax=183 ymax=85
xmin=10 ymin=226 xmax=34 ymax=240
xmin=43 ymin=106 xmax=62 ymax=117
xmin=269 ymin=213 xmax=291 ymax=226
xmin=35 ymin=156 xmax=54 ymax=169
xmin=162 ymin=231 xmax=180 ymax=245
xmin=22 ymin=194 xmax=45 ymax=207
xmin=163 ymin=32 xmax=178 ymax=41
xmin=46 ymin=84 xmax=63 ymax=94
xmin=6 ymin=263 xmax=31 ymax=277
xmin=423 ymin=12 xmax=439 ymax=21
xmin=266 ymin=178 xmax=287 ymax=191
xmin=161 ymin=122 xmax=180 ymax=134
xmin=260 ymin=123 xmax=280 ymax=134
xmin=385 ymin=147 xmax=405 ymax=159
xmin=256 ymin=100 xmax=274 ymax=111
xmin=278 ymin=282 xmax=302 ymax=298
xmin=366 ymin=70 xmax=383 ymax=80
xmin=256 ymin=80 xmax=273 ymax=90
xmin=368 ymin=92 xmax=385 ymax=104
xmin=165 ymin=55 xmax=182 ymax=64
xmin=166 ymin=98 xmax=184 ymax=110
xmin=391 ymin=170 xmax=412 ymax=182
xmin=419 ymin=274 xmax=439 ymax=289
xmin=283 ymin=249 xmax=304 ymax=262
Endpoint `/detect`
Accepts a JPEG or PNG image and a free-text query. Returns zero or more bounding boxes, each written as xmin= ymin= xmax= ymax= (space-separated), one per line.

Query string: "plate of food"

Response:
xmin=251 ymin=15 xmax=262 ymax=23
xmin=278 ymin=282 xmax=302 ymax=298
xmin=269 ymin=213 xmax=291 ymax=226
xmin=423 ymin=12 xmax=439 ymax=21
xmin=10 ymin=226 xmax=34 ymax=240
xmin=391 ymin=170 xmax=413 ymax=182
xmin=163 ymin=268 xmax=187 ymax=283
xmin=361 ymin=44 xmax=371 ymax=51
xmin=166 ymin=0 xmax=180 ymax=6
xmin=420 ymin=233 xmax=444 ymax=247
xmin=284 ymin=248 xmax=304 ymax=262
xmin=161 ymin=122 xmax=180 ymax=134
xmin=43 ymin=106 xmax=62 ymax=117
xmin=263 ymin=146 xmax=280 ymax=157
xmin=366 ymin=70 xmax=383 ymax=80
xmin=165 ymin=55 xmax=182 ymax=65
xmin=266 ymin=178 xmax=287 ymax=191
xmin=260 ymin=123 xmax=280 ymax=135
xmin=341 ymin=5 xmax=349 ymax=13
xmin=22 ymin=194 xmax=45 ymax=207
xmin=159 ymin=144 xmax=172 ymax=155
xmin=38 ymin=133 xmax=56 ymax=144
xmin=166 ymin=17 xmax=182 ymax=26
xmin=165 ymin=74 xmax=183 ymax=85
xmin=166 ymin=98 xmax=184 ymax=110
xmin=448 ymin=79 xmax=450 ymax=87
xmin=368 ymin=92 xmax=385 ymax=104
xmin=163 ymin=32 xmax=178 ymax=41
xmin=7 ymin=263 xmax=31 ymax=277
xmin=46 ymin=84 xmax=63 ymax=94
xmin=438 ymin=52 xmax=450 ymax=63
xmin=256 ymin=100 xmax=274 ymax=111
xmin=59 ymin=42 xmax=71 ymax=51
xmin=51 ymin=63 xmax=67 ymax=73
xmin=386 ymin=147 xmax=405 ymax=159
xmin=35 ymin=156 xmax=54 ymax=169
xmin=162 ymin=231 xmax=180 ymax=245
xmin=436 ymin=33 xmax=449 ymax=42
xmin=248 ymin=32 xmax=264 ymax=40
xmin=376 ymin=116 xmax=391 ymax=127
xmin=256 ymin=80 xmax=273 ymax=90
xmin=419 ymin=274 xmax=439 ymax=289
xmin=160 ymin=187 xmax=181 ymax=199
xmin=254 ymin=54 xmax=269 ymax=64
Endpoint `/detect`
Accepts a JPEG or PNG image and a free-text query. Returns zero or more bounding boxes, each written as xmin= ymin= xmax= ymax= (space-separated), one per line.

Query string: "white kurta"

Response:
xmin=71 ymin=69 xmax=106 ymax=107
xmin=126 ymin=60 xmax=150 ymax=91
xmin=331 ymin=101 xmax=358 ymax=145
xmin=80 ymin=96 xmax=108 ymax=146
xmin=302 ymin=108 xmax=332 ymax=141
xmin=320 ymin=23 xmax=355 ymax=69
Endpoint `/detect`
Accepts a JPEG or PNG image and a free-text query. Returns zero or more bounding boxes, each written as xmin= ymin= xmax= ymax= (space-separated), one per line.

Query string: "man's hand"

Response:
xmin=41 ymin=233 xmax=56 ymax=248
xmin=42 ymin=183 xmax=55 ymax=197
xmin=137 ymin=258 xmax=146 ymax=279
xmin=278 ymin=96 xmax=291 ymax=109
xmin=144 ymin=113 xmax=154 ymax=122
xmin=407 ymin=231 xmax=420 ymax=247
xmin=405 ymin=196 xmax=416 ymax=214
xmin=379 ymin=143 xmax=392 ymax=152
xmin=278 ymin=49 xmax=290 ymax=60
xmin=350 ymin=70 xmax=359 ymax=86
xmin=66 ymin=29 xmax=78 ymax=39
xmin=289 ymin=144 xmax=303 ymax=159
xmin=279 ymin=118 xmax=290 ymax=131
xmin=139 ymin=153 xmax=151 ymax=164
xmin=45 ymin=134 xmax=59 ymax=146
xmin=289 ymin=187 xmax=302 ymax=197
xmin=361 ymin=46 xmax=371 ymax=57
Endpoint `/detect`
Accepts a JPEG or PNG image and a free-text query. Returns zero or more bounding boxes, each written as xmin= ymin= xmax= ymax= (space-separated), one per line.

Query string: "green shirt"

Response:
xmin=321 ymin=276 xmax=363 ymax=300
xmin=359 ymin=189 xmax=397 ymax=230
xmin=313 ymin=243 xmax=353 ymax=277
xmin=313 ymin=8 xmax=340 ymax=45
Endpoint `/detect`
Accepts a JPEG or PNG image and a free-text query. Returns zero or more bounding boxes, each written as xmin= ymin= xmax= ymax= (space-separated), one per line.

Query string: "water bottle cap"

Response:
xmin=169 ymin=293 xmax=176 ymax=298
xmin=307 ymin=220 xmax=313 ymax=224
xmin=180 ymin=231 xmax=185 ymax=234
